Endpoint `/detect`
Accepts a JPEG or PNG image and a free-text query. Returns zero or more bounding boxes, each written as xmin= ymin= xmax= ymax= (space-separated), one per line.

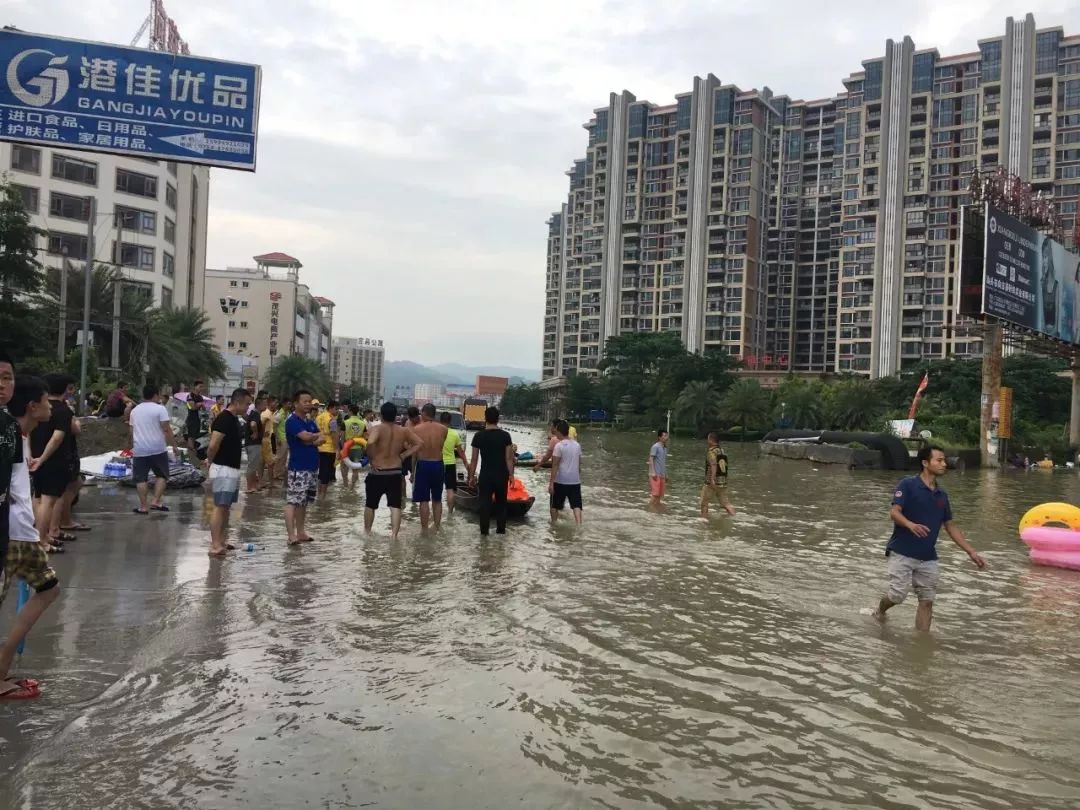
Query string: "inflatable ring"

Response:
xmin=340 ymin=438 xmax=368 ymax=470
xmin=1018 ymin=502 xmax=1080 ymax=533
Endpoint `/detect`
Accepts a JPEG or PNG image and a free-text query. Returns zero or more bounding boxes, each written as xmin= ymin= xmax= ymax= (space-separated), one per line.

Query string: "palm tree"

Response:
xmin=676 ymin=380 xmax=720 ymax=435
xmin=828 ymin=379 xmax=884 ymax=430
xmin=263 ymin=354 xmax=331 ymax=400
xmin=141 ymin=307 xmax=227 ymax=386
xmin=719 ymin=378 xmax=772 ymax=430
xmin=778 ymin=381 xmax=824 ymax=429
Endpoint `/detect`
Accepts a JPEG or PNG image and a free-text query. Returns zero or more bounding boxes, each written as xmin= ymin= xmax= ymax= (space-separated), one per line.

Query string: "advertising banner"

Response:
xmin=982 ymin=203 xmax=1080 ymax=345
xmin=0 ymin=29 xmax=260 ymax=170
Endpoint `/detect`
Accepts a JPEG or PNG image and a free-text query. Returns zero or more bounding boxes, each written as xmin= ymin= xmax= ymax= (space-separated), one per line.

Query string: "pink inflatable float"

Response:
xmin=1020 ymin=526 xmax=1080 ymax=571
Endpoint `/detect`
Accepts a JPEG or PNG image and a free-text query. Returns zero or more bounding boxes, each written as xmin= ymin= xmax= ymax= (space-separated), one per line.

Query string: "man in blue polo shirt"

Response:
xmin=872 ymin=445 xmax=986 ymax=630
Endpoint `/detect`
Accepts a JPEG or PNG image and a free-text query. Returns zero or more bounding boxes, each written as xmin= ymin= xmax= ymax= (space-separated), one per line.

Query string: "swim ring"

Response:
xmin=1018 ymin=502 xmax=1080 ymax=571
xmin=340 ymin=437 xmax=369 ymax=470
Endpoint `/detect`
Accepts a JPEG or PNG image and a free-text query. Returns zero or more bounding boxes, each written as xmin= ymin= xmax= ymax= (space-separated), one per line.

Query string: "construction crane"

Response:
xmin=130 ymin=13 xmax=151 ymax=47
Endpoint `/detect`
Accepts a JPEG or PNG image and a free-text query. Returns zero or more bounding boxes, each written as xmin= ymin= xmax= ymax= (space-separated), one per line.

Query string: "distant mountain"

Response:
xmin=429 ymin=363 xmax=541 ymax=383
xmin=384 ymin=360 xmax=541 ymax=396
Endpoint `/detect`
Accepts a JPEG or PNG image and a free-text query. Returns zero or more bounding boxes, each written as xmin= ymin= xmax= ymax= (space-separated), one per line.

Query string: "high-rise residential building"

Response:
xmin=332 ymin=336 xmax=386 ymax=400
xmin=204 ymin=253 xmax=334 ymax=388
xmin=3 ymin=143 xmax=209 ymax=310
xmin=544 ymin=13 xmax=1080 ymax=379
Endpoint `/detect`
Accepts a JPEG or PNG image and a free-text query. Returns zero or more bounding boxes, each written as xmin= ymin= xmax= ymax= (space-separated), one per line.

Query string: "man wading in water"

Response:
xmin=364 ymin=402 xmax=421 ymax=540
xmin=872 ymin=445 xmax=986 ymax=631
xmin=411 ymin=404 xmax=449 ymax=533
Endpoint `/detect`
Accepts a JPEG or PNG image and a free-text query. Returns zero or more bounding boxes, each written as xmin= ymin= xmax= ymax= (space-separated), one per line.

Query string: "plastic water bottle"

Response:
xmin=244 ymin=543 xmax=255 ymax=552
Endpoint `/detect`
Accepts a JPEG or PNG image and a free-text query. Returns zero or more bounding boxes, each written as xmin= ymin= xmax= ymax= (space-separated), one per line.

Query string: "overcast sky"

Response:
xmin=7 ymin=0 xmax=1080 ymax=367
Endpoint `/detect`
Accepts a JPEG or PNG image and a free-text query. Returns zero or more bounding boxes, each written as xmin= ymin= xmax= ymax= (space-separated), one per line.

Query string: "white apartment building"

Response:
xmin=2 ymin=142 xmax=209 ymax=309
xmin=331 ymin=336 xmax=385 ymax=400
xmin=413 ymin=383 xmax=444 ymax=402
xmin=204 ymin=253 xmax=334 ymax=386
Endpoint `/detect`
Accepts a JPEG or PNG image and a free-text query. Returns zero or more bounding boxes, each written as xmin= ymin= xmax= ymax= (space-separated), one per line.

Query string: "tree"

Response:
xmin=829 ymin=379 xmax=884 ymax=430
xmin=719 ymin=378 xmax=772 ymax=429
xmin=339 ymin=380 xmax=374 ymax=405
xmin=500 ymin=383 xmax=544 ymax=417
xmin=676 ymin=380 xmax=721 ymax=435
xmin=141 ymin=307 xmax=227 ymax=387
xmin=0 ymin=182 xmax=45 ymax=357
xmin=263 ymin=355 xmax=332 ymax=400
xmin=777 ymin=379 xmax=825 ymax=429
xmin=563 ymin=373 xmax=597 ymax=417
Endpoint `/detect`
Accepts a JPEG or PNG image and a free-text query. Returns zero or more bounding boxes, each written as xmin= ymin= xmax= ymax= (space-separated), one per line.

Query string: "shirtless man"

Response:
xmin=411 ymin=403 xmax=449 ymax=532
xmin=364 ymin=401 xmax=421 ymax=540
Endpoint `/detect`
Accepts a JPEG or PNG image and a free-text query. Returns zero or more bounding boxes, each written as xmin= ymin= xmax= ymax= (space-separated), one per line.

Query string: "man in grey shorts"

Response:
xmin=128 ymin=385 xmax=177 ymax=514
xmin=872 ymin=445 xmax=986 ymax=631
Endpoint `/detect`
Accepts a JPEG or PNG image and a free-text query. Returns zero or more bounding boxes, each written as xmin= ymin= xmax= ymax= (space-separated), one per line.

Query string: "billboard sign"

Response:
xmin=0 ymin=29 xmax=261 ymax=170
xmin=981 ymin=203 xmax=1080 ymax=345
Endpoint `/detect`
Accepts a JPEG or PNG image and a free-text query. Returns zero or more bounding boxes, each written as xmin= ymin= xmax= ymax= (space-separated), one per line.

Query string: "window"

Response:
xmin=163 ymin=251 xmax=174 ymax=278
xmin=12 ymin=184 xmax=39 ymax=213
xmin=161 ymin=286 xmax=172 ymax=309
xmin=227 ymin=340 xmax=235 ymax=349
xmin=165 ymin=183 xmax=177 ymax=210
xmin=49 ymin=191 xmax=91 ymax=221
xmin=228 ymin=320 xmax=236 ymax=328
xmin=116 ymin=168 xmax=157 ymax=198
xmin=11 ymin=145 xmax=40 ymax=174
xmin=238 ymin=341 xmax=248 ymax=350
xmin=52 ymin=155 xmax=97 ymax=185
xmin=47 ymin=231 xmax=88 ymax=259
xmin=241 ymin=281 xmax=249 ymax=288
xmin=117 ymin=242 xmax=155 ymax=270
xmin=116 ymin=205 xmax=156 ymax=234
xmin=240 ymin=300 xmax=248 ymax=308
xmin=164 ymin=217 xmax=176 ymax=244
xmin=229 ymin=280 xmax=238 ymax=287
xmin=239 ymin=321 xmax=248 ymax=328
xmin=167 ymin=161 xmax=177 ymax=177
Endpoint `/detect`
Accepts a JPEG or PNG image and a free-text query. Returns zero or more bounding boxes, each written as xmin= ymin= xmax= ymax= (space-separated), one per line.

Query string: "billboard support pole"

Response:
xmin=1070 ymin=352 xmax=1080 ymax=448
xmin=979 ymin=324 xmax=1002 ymax=469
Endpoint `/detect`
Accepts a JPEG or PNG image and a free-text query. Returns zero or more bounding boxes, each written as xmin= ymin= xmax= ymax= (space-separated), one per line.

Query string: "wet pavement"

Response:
xmin=2 ymin=424 xmax=1080 ymax=808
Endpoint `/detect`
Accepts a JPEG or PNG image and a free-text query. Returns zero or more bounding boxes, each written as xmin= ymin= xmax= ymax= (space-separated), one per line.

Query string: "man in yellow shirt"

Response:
xmin=260 ymin=395 xmax=278 ymax=490
xmin=314 ymin=399 xmax=340 ymax=497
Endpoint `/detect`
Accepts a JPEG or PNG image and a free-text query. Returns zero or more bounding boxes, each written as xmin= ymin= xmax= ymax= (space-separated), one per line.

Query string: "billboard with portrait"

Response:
xmin=977 ymin=204 xmax=1080 ymax=346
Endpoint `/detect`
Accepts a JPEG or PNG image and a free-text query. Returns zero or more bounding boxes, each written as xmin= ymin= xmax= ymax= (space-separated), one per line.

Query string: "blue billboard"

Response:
xmin=0 ymin=29 xmax=261 ymax=170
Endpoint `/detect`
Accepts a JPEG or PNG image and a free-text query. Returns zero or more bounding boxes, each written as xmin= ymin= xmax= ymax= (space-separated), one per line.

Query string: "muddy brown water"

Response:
xmin=1 ymin=426 xmax=1079 ymax=808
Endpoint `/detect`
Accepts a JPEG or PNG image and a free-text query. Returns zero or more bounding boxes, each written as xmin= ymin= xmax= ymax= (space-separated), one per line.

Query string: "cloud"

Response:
xmin=6 ymin=0 xmax=1080 ymax=368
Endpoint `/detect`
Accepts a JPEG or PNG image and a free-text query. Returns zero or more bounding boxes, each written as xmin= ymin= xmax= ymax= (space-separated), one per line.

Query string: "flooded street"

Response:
xmin=2 ymin=424 xmax=1080 ymax=808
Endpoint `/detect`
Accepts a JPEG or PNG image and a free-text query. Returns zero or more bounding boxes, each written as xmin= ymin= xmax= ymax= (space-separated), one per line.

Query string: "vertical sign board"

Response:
xmin=0 ymin=29 xmax=260 ymax=170
xmin=982 ymin=203 xmax=1080 ymax=346
xmin=998 ymin=386 xmax=1013 ymax=439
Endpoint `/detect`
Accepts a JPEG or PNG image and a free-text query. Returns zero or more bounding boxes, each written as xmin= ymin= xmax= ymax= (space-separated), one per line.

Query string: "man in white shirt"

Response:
xmin=0 ymin=375 xmax=60 ymax=701
xmin=129 ymin=385 xmax=177 ymax=515
xmin=548 ymin=419 xmax=583 ymax=525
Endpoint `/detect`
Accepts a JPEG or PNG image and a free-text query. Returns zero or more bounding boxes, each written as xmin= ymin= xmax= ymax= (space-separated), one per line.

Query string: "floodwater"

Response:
xmin=2 ymin=425 xmax=1080 ymax=809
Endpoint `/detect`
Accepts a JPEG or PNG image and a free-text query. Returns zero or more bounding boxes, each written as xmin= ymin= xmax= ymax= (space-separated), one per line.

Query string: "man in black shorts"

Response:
xmin=185 ymin=380 xmax=206 ymax=459
xmin=364 ymin=402 xmax=421 ymax=540
xmin=30 ymin=373 xmax=80 ymax=552
xmin=440 ymin=411 xmax=467 ymax=513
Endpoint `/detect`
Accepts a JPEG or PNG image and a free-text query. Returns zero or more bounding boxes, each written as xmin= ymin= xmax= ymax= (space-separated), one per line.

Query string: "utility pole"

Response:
xmin=57 ymin=253 xmax=69 ymax=361
xmin=78 ymin=197 xmax=96 ymax=416
xmin=112 ymin=210 xmax=122 ymax=369
xmin=979 ymin=323 xmax=1003 ymax=469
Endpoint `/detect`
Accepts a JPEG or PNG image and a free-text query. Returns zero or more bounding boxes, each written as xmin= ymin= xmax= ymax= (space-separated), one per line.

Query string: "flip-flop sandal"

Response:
xmin=300 ymin=536 xmax=315 ymax=542
xmin=0 ymin=681 xmax=41 ymax=700
xmin=150 ymin=505 xmax=170 ymax=512
xmin=46 ymin=544 xmax=66 ymax=554
xmin=207 ymin=549 xmax=228 ymax=557
xmin=133 ymin=508 xmax=149 ymax=515
xmin=53 ymin=532 xmax=77 ymax=543
xmin=61 ymin=525 xmax=91 ymax=532
xmin=226 ymin=543 xmax=236 ymax=550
